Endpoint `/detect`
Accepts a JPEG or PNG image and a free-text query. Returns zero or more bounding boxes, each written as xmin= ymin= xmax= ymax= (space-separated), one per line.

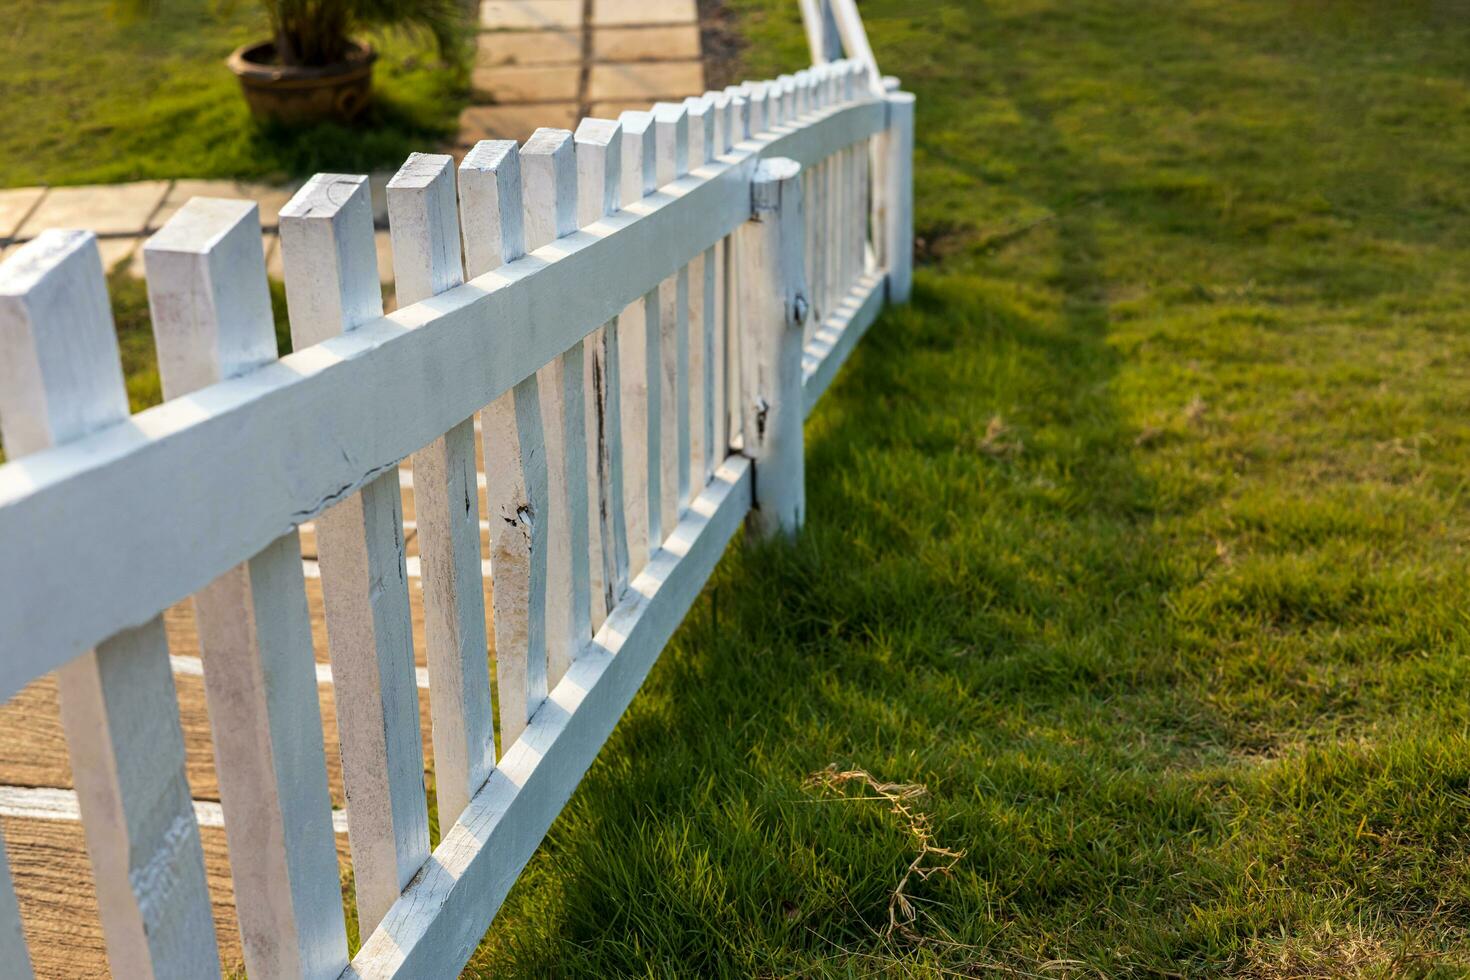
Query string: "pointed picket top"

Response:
xmin=521 ymin=128 xmax=578 ymax=252
xmin=708 ymin=90 xmax=732 ymax=156
xmin=144 ymin=198 xmax=277 ymax=397
xmin=459 ymin=140 xmax=525 ymax=277
xmin=651 ymin=101 xmax=690 ymax=187
xmin=387 ymin=153 xmax=465 ymax=306
xmin=618 ymin=110 xmax=658 ymax=207
xmin=574 ymin=118 xmax=624 ymax=228
xmin=279 ymin=173 xmax=382 ymax=347
xmin=0 ymin=231 xmax=127 ymax=457
xmin=683 ymin=95 xmax=714 ymax=168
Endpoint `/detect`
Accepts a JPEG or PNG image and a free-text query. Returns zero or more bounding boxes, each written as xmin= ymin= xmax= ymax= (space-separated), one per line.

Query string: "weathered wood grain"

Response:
xmin=739 ymin=159 xmax=809 ymax=539
xmin=349 ymin=457 xmax=753 ymax=979
xmin=145 ymin=196 xmax=348 ymax=980
xmin=0 ymin=230 xmax=221 ymax=979
xmin=458 ymin=140 xmax=549 ymax=756
xmin=653 ymin=102 xmax=691 ymax=537
xmin=281 ymin=174 xmax=428 ymax=939
xmin=616 ymin=110 xmax=659 ymax=579
xmin=522 ymin=127 xmax=586 ymax=686
xmin=388 ymin=153 xmax=496 ymax=833
xmin=575 ymin=117 xmax=630 ymax=624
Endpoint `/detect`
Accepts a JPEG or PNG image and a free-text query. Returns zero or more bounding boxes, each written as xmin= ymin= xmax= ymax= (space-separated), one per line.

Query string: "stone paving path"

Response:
xmin=0 ymin=0 xmax=706 ymax=291
xmin=463 ymin=0 xmax=704 ymax=143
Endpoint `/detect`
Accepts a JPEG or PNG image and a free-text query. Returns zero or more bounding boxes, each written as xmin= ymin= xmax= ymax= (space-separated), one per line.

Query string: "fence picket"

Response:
xmin=575 ymin=118 xmax=630 ymax=621
xmin=522 ymin=127 xmax=589 ymax=680
xmin=0 ymin=230 xmax=221 ymax=978
xmin=388 ymin=154 xmax=496 ymax=831
xmin=778 ymin=74 xmax=797 ymax=123
xmin=747 ymin=81 xmax=770 ymax=135
xmin=653 ymin=102 xmax=691 ymax=531
xmin=722 ymin=94 xmax=749 ymax=454
xmin=684 ymin=96 xmax=718 ymax=490
xmin=280 ymin=174 xmax=429 ymax=938
xmin=143 ymin=198 xmax=349 ymax=979
xmin=708 ymin=91 xmax=735 ymax=466
xmin=616 ymin=110 xmax=660 ymax=576
xmin=457 ymin=140 xmax=548 ymax=753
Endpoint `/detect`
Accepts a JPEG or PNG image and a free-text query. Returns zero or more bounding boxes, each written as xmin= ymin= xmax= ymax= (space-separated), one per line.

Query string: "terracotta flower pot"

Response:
xmin=227 ymin=39 xmax=378 ymax=125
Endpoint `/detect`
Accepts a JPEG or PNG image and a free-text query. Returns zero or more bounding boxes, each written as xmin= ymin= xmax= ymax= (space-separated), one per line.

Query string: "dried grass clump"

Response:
xmin=805 ymin=764 xmax=964 ymax=942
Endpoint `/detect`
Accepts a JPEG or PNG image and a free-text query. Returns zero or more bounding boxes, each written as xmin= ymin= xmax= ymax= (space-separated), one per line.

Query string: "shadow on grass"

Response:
xmin=466 ymin=195 xmax=1235 ymax=975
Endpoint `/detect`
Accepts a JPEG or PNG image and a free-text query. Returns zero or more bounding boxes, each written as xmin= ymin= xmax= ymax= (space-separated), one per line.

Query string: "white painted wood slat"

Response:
xmin=457 ymin=140 xmax=548 ymax=754
xmin=522 ymin=127 xmax=589 ymax=684
xmin=684 ymin=96 xmax=719 ymax=491
xmin=388 ymin=153 xmax=496 ymax=831
xmin=281 ymin=174 xmax=429 ymax=939
xmin=616 ymin=110 xmax=659 ymax=578
xmin=0 ymin=230 xmax=221 ymax=979
xmin=144 ymin=197 xmax=349 ymax=980
xmin=653 ymin=102 xmax=691 ymax=535
xmin=575 ymin=117 xmax=630 ymax=621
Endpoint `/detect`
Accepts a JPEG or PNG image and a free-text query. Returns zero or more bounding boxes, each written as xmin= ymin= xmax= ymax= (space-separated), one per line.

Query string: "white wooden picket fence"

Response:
xmin=0 ymin=53 xmax=912 ymax=979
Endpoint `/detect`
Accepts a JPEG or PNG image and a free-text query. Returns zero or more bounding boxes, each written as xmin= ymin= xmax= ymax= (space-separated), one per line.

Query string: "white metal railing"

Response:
xmin=0 ymin=57 xmax=913 ymax=979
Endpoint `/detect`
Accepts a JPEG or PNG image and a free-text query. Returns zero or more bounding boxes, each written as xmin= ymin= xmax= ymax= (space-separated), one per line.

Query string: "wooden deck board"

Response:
xmin=1 ymin=387 xmax=497 ymax=971
xmin=0 ymin=487 xmax=498 ymax=973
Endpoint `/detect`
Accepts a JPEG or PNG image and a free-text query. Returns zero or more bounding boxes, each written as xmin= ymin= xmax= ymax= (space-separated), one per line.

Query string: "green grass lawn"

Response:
xmin=462 ymin=0 xmax=1470 ymax=975
xmin=0 ymin=0 xmax=464 ymax=188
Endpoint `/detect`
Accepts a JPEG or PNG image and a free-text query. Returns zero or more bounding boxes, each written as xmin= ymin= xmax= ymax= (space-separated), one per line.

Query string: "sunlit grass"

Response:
xmin=461 ymin=0 xmax=1470 ymax=974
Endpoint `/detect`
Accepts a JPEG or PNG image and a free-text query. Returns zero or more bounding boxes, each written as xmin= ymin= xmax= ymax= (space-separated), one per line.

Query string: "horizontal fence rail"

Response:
xmin=0 ymin=57 xmax=914 ymax=979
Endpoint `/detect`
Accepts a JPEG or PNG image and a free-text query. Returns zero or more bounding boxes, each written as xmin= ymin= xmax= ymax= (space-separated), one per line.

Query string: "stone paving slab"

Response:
xmin=589 ymin=99 xmax=660 ymax=120
xmin=460 ymin=103 xmax=581 ymax=144
xmin=473 ymin=63 xmax=583 ymax=103
xmin=14 ymin=180 xmax=170 ymax=240
xmin=0 ymin=187 xmax=46 ymax=242
xmin=479 ymin=0 xmax=583 ymax=30
xmin=151 ymin=178 xmax=300 ymax=231
xmin=3 ymin=815 xmax=249 ymax=978
xmin=592 ymin=0 xmax=698 ymax=27
xmin=588 ymin=60 xmax=704 ymax=101
xmin=593 ymin=24 xmax=702 ymax=62
xmin=476 ymin=28 xmax=583 ymax=66
xmin=96 ymin=236 xmax=141 ymax=274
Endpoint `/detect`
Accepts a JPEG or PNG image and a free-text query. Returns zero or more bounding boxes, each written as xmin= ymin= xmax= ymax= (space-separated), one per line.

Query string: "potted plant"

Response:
xmin=224 ymin=0 xmax=462 ymax=124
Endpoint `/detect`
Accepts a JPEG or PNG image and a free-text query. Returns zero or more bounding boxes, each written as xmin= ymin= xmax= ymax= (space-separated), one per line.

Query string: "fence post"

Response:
xmin=882 ymin=90 xmax=916 ymax=304
xmin=740 ymin=157 xmax=809 ymax=539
